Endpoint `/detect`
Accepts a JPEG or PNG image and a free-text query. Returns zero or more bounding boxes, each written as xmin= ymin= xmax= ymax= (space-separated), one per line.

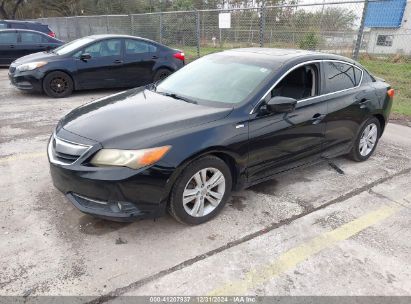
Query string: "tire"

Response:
xmin=348 ymin=117 xmax=381 ymax=162
xmin=153 ymin=68 xmax=172 ymax=82
xmin=43 ymin=71 xmax=74 ymax=98
xmin=169 ymin=156 xmax=232 ymax=225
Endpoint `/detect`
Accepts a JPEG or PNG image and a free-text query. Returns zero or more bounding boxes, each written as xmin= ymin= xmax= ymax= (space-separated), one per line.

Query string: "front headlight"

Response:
xmin=16 ymin=61 xmax=47 ymax=72
xmin=90 ymin=146 xmax=171 ymax=170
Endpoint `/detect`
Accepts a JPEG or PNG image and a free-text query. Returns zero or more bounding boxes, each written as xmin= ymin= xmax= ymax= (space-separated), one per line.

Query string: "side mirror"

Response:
xmin=266 ymin=96 xmax=297 ymax=113
xmin=80 ymin=53 xmax=92 ymax=61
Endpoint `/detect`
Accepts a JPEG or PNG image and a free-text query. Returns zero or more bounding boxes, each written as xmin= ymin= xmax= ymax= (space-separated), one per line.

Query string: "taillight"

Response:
xmin=387 ymin=89 xmax=395 ymax=98
xmin=173 ymin=52 xmax=185 ymax=61
xmin=48 ymin=32 xmax=56 ymax=38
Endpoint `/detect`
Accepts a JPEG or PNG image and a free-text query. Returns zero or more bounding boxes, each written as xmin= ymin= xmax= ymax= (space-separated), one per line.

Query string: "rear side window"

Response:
xmin=0 ymin=23 xmax=7 ymax=29
xmin=21 ymin=32 xmax=48 ymax=43
xmin=125 ymin=39 xmax=157 ymax=55
xmin=323 ymin=61 xmax=362 ymax=94
xmin=0 ymin=32 xmax=18 ymax=43
xmin=362 ymin=70 xmax=375 ymax=83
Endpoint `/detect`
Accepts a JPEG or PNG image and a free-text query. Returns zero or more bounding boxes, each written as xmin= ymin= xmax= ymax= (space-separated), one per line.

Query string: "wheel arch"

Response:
xmin=163 ymin=147 xmax=244 ymax=204
xmin=373 ymin=113 xmax=386 ymax=136
xmin=42 ymin=69 xmax=77 ymax=91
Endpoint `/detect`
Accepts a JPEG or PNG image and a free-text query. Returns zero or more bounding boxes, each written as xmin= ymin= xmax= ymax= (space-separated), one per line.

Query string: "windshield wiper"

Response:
xmin=156 ymin=91 xmax=197 ymax=104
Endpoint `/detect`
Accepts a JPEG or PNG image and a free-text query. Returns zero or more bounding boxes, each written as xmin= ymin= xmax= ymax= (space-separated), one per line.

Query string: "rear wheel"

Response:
xmin=169 ymin=156 xmax=232 ymax=225
xmin=43 ymin=71 xmax=74 ymax=98
xmin=349 ymin=117 xmax=381 ymax=162
xmin=153 ymin=68 xmax=172 ymax=82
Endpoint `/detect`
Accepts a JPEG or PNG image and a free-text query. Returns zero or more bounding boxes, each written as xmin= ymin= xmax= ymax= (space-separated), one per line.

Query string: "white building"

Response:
xmin=365 ymin=0 xmax=411 ymax=55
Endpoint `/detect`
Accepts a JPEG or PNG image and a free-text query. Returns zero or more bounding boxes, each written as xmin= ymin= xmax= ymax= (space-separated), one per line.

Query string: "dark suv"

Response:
xmin=0 ymin=20 xmax=56 ymax=37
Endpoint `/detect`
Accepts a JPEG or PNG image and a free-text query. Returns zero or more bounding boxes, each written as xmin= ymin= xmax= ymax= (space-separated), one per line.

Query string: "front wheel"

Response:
xmin=169 ymin=156 xmax=232 ymax=225
xmin=349 ymin=117 xmax=381 ymax=162
xmin=43 ymin=71 xmax=74 ymax=98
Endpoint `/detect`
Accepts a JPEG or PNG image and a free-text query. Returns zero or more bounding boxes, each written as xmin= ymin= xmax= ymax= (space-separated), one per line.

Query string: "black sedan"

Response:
xmin=8 ymin=34 xmax=185 ymax=97
xmin=48 ymin=49 xmax=393 ymax=225
xmin=0 ymin=29 xmax=63 ymax=66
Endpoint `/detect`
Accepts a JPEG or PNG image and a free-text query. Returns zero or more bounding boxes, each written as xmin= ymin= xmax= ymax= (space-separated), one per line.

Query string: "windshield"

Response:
xmin=53 ymin=37 xmax=96 ymax=55
xmin=156 ymin=54 xmax=273 ymax=105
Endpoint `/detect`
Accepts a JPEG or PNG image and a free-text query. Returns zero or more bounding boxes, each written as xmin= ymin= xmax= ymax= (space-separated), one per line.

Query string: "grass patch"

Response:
xmin=360 ymin=58 xmax=411 ymax=116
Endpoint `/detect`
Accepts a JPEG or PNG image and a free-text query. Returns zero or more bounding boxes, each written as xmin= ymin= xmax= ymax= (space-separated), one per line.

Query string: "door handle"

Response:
xmin=311 ymin=113 xmax=325 ymax=124
xmin=357 ymin=98 xmax=369 ymax=104
xmin=113 ymin=59 xmax=123 ymax=64
xmin=9 ymin=45 xmax=15 ymax=48
xmin=152 ymin=55 xmax=159 ymax=59
xmin=357 ymin=98 xmax=369 ymax=108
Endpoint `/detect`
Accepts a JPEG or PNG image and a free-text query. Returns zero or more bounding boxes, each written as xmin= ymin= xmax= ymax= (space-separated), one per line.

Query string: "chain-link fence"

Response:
xmin=34 ymin=0 xmax=411 ymax=61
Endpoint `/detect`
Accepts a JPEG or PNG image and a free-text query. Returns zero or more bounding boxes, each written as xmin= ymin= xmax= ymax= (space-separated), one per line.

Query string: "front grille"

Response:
xmin=48 ymin=134 xmax=91 ymax=165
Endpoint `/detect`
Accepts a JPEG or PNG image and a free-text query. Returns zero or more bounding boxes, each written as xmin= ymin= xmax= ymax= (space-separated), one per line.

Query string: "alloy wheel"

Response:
xmin=359 ymin=123 xmax=378 ymax=156
xmin=50 ymin=77 xmax=68 ymax=94
xmin=182 ymin=167 xmax=226 ymax=217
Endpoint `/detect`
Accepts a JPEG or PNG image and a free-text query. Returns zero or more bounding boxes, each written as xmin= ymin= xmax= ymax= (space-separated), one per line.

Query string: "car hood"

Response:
xmin=60 ymin=88 xmax=233 ymax=148
xmin=11 ymin=51 xmax=59 ymax=65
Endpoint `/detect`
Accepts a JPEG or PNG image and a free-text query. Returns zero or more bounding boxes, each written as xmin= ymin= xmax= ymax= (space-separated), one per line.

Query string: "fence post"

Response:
xmin=129 ymin=14 xmax=133 ymax=36
xmin=195 ymin=10 xmax=200 ymax=58
xmin=75 ymin=16 xmax=81 ymax=39
xmin=259 ymin=5 xmax=266 ymax=47
xmin=353 ymin=0 xmax=369 ymax=60
xmin=159 ymin=13 xmax=163 ymax=44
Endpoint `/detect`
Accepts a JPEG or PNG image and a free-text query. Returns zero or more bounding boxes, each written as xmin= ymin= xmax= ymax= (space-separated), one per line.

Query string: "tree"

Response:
xmin=0 ymin=0 xmax=26 ymax=19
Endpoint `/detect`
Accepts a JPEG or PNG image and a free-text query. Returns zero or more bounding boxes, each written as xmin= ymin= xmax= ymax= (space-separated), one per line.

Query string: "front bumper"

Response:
xmin=48 ymin=131 xmax=173 ymax=221
xmin=8 ymin=66 xmax=44 ymax=92
xmin=50 ymin=164 xmax=170 ymax=222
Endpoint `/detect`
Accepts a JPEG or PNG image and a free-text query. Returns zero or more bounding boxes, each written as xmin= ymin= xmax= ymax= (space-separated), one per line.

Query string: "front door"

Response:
xmin=75 ymin=39 xmax=124 ymax=89
xmin=247 ymin=63 xmax=327 ymax=182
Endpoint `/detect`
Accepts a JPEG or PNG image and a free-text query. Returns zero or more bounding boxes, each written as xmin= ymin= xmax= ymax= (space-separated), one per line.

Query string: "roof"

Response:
xmin=0 ymin=20 xmax=43 ymax=24
xmin=222 ymin=48 xmax=358 ymax=67
xmin=365 ymin=0 xmax=407 ymax=28
xmin=85 ymin=34 xmax=166 ymax=46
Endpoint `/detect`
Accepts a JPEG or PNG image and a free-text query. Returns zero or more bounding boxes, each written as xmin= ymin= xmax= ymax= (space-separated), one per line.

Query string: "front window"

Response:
xmin=79 ymin=39 xmax=122 ymax=58
xmin=156 ymin=54 xmax=274 ymax=105
xmin=0 ymin=32 xmax=17 ymax=43
xmin=271 ymin=64 xmax=319 ymax=100
xmin=53 ymin=37 xmax=96 ymax=55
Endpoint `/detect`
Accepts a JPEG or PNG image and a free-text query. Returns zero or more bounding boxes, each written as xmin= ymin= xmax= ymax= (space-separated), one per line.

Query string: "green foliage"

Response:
xmin=298 ymin=32 xmax=319 ymax=50
xmin=361 ymin=58 xmax=411 ymax=116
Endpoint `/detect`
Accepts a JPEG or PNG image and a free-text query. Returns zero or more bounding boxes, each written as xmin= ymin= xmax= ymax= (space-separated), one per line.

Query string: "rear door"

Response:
xmin=0 ymin=31 xmax=19 ymax=65
xmin=75 ymin=38 xmax=124 ymax=89
xmin=321 ymin=60 xmax=377 ymax=158
xmin=18 ymin=31 xmax=51 ymax=57
xmin=122 ymin=38 xmax=159 ymax=86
